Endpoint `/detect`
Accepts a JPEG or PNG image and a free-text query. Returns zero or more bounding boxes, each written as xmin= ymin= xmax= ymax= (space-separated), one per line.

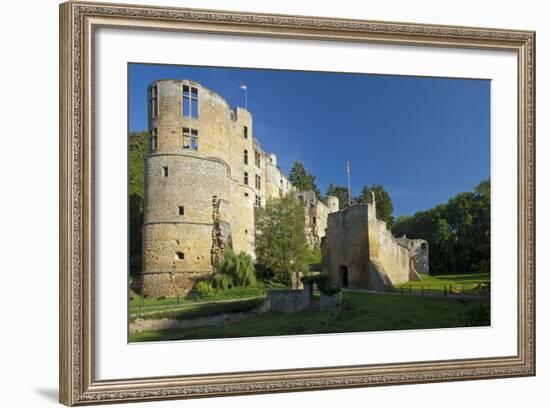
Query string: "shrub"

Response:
xmin=217 ymin=249 xmax=257 ymax=287
xmin=195 ymin=280 xmax=214 ymax=296
xmin=211 ymin=273 xmax=234 ymax=291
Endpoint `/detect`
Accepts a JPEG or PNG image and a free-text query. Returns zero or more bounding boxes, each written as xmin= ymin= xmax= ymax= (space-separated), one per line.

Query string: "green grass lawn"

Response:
xmin=129 ymin=290 xmax=490 ymax=343
xmin=394 ymin=273 xmax=490 ymax=293
xmin=129 ymin=281 xmax=287 ymax=312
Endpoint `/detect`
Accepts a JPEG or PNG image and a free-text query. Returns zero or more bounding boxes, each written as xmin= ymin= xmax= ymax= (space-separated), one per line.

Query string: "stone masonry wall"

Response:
xmin=141 ymin=79 xmax=331 ymax=297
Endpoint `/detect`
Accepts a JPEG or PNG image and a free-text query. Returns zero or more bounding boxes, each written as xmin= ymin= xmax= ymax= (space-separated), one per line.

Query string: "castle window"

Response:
xmin=178 ymin=206 xmax=184 ymax=216
xmin=150 ymin=85 xmax=158 ymax=119
xmin=421 ymin=243 xmax=427 ymax=250
xmin=244 ymin=172 xmax=249 ymax=185
xmin=162 ymin=166 xmax=169 ymax=177
xmin=411 ymin=243 xmax=414 ymax=248
xmin=313 ymin=216 xmax=316 ymax=225
xmin=182 ymin=128 xmax=199 ymax=150
xmin=255 ymin=195 xmax=261 ymax=207
xmin=150 ymin=128 xmax=158 ymax=151
xmin=175 ymin=251 xmax=185 ymax=260
xmin=255 ymin=151 xmax=261 ymax=167
xmin=255 ymin=174 xmax=261 ymax=190
xmin=190 ymin=129 xmax=198 ymax=150
xmin=244 ymin=149 xmax=248 ymax=165
xmin=244 ymin=126 xmax=248 ymax=139
xmin=182 ymin=85 xmax=199 ymax=118
xmin=244 ymin=192 xmax=249 ymax=197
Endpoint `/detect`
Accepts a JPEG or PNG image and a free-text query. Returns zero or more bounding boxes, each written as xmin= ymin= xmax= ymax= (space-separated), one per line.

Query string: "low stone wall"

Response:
xmin=266 ymin=289 xmax=311 ymax=313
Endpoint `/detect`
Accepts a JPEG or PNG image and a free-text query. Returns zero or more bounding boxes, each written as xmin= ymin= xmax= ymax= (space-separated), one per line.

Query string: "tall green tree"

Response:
xmin=288 ymin=161 xmax=321 ymax=198
xmin=128 ymin=131 xmax=148 ymax=279
xmin=255 ymin=193 xmax=309 ymax=287
xmin=358 ymin=183 xmax=394 ymax=227
xmin=326 ymin=182 xmax=351 ymax=209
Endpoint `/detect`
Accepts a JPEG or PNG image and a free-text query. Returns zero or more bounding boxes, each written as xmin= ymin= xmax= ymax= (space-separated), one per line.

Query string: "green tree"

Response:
xmin=391 ymin=179 xmax=490 ymax=275
xmin=210 ymin=249 xmax=257 ymax=290
xmin=128 ymin=131 xmax=148 ymax=279
xmin=359 ymin=183 xmax=394 ymax=227
xmin=288 ymin=161 xmax=321 ymax=198
xmin=326 ymin=182 xmax=351 ymax=209
xmin=255 ymin=193 xmax=309 ymax=286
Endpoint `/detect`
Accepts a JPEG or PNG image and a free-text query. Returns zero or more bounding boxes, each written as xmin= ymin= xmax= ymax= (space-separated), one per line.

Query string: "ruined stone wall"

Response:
xmin=265 ymin=153 xmax=293 ymax=201
xmin=396 ymin=236 xmax=430 ymax=275
xmin=322 ymin=206 xmax=370 ymax=288
xmin=322 ymin=203 xmax=411 ymax=291
xmin=297 ymin=190 xmax=332 ymax=248
xmin=367 ymin=203 xmax=410 ymax=287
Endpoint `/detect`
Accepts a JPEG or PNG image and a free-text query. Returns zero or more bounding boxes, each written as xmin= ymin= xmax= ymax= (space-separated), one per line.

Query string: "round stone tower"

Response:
xmin=141 ymin=79 xmax=237 ymax=297
xmin=326 ymin=195 xmax=340 ymax=213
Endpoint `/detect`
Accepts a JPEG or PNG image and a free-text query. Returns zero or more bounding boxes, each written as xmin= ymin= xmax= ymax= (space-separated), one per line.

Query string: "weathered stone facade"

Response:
xmin=140 ymin=80 xmax=334 ymax=297
xmin=396 ymin=235 xmax=430 ymax=275
xmin=297 ymin=190 xmax=339 ymax=248
xmin=140 ymin=79 xmax=428 ymax=297
xmin=321 ymin=196 xmax=424 ymax=291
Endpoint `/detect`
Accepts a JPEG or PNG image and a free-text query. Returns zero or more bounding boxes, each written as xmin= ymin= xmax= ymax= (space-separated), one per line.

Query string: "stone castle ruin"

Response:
xmin=139 ymin=79 xmax=428 ymax=297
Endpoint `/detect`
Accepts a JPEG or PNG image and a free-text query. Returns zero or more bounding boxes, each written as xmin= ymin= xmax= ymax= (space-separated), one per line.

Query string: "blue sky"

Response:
xmin=129 ymin=63 xmax=490 ymax=217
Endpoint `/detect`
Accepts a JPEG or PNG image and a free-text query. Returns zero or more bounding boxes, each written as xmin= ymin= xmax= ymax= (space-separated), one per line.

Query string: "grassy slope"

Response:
xmin=394 ymin=273 xmax=490 ymax=292
xmin=130 ymin=291 xmax=489 ymax=342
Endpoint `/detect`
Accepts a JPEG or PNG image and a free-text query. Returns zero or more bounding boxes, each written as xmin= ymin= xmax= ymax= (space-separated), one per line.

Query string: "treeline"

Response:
xmin=129 ymin=131 xmax=148 ymax=279
xmin=391 ymin=179 xmax=490 ymax=275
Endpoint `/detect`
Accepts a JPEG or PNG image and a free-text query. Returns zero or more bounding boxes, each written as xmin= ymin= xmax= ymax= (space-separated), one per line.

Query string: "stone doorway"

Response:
xmin=338 ymin=265 xmax=349 ymax=288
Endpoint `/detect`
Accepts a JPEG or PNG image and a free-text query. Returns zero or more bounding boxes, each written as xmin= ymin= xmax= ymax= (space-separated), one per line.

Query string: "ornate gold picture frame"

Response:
xmin=59 ymin=1 xmax=535 ymax=405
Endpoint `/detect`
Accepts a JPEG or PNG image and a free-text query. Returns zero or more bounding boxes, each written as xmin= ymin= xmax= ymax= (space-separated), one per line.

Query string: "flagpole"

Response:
xmin=346 ymin=161 xmax=351 ymax=206
xmin=240 ymin=84 xmax=248 ymax=110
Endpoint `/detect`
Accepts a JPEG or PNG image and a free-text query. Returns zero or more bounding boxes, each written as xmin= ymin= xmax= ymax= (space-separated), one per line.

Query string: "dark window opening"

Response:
xmin=175 ymin=252 xmax=185 ymax=260
xmin=313 ymin=216 xmax=316 ymax=225
xmin=255 ymin=151 xmax=261 ymax=167
xmin=255 ymin=195 xmax=261 ymax=207
xmin=162 ymin=166 xmax=169 ymax=177
xmin=421 ymin=243 xmax=427 ymax=250
xmin=178 ymin=206 xmax=184 ymax=216
xmin=244 ymin=172 xmax=249 ymax=185
xmin=244 ymin=149 xmax=248 ymax=165
xmin=339 ymin=265 xmax=349 ymax=288
xmin=255 ymin=174 xmax=261 ymax=190
xmin=244 ymin=192 xmax=249 ymax=197
xmin=243 ymin=126 xmax=248 ymax=139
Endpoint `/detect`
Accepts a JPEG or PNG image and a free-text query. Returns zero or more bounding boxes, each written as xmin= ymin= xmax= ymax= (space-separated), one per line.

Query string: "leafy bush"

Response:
xmin=211 ymin=273 xmax=234 ymax=291
xmin=217 ymin=249 xmax=257 ymax=287
xmin=195 ymin=280 xmax=214 ymax=296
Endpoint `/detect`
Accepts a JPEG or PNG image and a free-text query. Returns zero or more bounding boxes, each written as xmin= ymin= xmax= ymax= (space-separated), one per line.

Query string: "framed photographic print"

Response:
xmin=59 ymin=1 xmax=536 ymax=405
